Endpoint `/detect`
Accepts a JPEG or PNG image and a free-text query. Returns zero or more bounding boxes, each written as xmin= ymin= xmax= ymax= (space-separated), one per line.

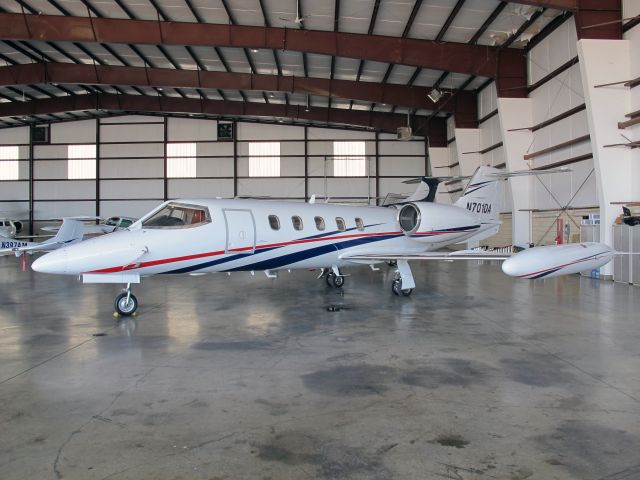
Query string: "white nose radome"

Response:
xmin=32 ymin=249 xmax=68 ymax=274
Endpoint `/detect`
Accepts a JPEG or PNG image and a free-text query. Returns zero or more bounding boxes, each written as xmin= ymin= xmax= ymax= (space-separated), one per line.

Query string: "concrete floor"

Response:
xmin=1 ymin=257 xmax=640 ymax=480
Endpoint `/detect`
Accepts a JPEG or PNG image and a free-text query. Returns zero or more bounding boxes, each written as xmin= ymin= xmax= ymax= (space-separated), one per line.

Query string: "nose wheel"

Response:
xmin=114 ymin=284 xmax=138 ymax=316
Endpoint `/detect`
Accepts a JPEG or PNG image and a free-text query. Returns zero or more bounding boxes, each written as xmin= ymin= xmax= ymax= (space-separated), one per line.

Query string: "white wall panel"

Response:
xmin=0 ymin=126 xmax=28 ymax=144
xmin=100 ymin=124 xmax=164 ymax=143
xmin=237 ymin=178 xmax=306 ymax=198
xmin=100 ymin=158 xmax=164 ymax=178
xmin=34 ymin=160 xmax=67 ymax=179
xmin=307 ymin=178 xmax=374 ymax=200
xmin=196 ymin=158 xmax=234 ymax=177
xmin=34 ymin=201 xmax=95 ymax=219
xmin=0 ymin=201 xmax=28 ymax=215
xmin=0 ymin=181 xmax=28 ymax=200
xmin=168 ymin=118 xmax=217 ymax=141
xmin=307 ymin=140 xmax=375 ymax=157
xmin=236 ymin=156 xmax=305 ymax=177
xmin=34 ymin=181 xmax=95 ymax=199
xmin=99 ymin=200 xmax=160 ymax=218
xmin=378 ymin=178 xmax=415 ymax=199
xmin=197 ymin=142 xmax=234 ymax=157
xmin=478 ymin=82 xmax=497 ymax=118
xmin=280 ymin=141 xmax=305 ymax=156
xmin=99 ymin=179 xmax=163 ymax=199
xmin=378 ymin=156 xmax=424 ymax=176
xmin=168 ymin=179 xmax=234 ymax=198
xmin=377 ymin=140 xmax=424 ymax=156
xmin=238 ymin=122 xmax=305 ymax=140
xmin=50 ymin=120 xmax=95 ymax=143
xmin=100 ymin=143 xmax=164 ymax=158
xmin=529 ymin=19 xmax=578 ymax=84
xmin=34 ymin=145 xmax=67 ymax=159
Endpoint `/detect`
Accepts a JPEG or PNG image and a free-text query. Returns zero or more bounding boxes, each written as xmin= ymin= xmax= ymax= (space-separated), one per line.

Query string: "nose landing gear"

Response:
xmin=114 ymin=283 xmax=138 ymax=316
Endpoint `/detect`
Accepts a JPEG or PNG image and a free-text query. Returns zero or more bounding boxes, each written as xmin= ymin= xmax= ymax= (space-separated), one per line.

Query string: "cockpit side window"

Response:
xmin=142 ymin=203 xmax=210 ymax=229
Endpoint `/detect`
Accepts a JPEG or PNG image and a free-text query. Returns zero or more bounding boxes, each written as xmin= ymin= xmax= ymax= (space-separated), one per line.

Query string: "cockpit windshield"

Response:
xmin=142 ymin=203 xmax=210 ymax=229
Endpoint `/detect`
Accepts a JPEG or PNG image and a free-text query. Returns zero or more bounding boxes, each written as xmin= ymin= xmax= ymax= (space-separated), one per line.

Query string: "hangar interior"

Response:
xmin=1 ymin=0 xmax=640 ymax=479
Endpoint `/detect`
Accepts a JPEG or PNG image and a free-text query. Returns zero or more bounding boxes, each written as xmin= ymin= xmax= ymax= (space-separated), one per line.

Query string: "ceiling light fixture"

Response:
xmin=427 ymin=88 xmax=443 ymax=104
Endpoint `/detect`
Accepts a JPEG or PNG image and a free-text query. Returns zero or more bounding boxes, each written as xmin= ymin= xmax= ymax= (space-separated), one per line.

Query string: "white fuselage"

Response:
xmin=32 ymin=198 xmax=486 ymax=277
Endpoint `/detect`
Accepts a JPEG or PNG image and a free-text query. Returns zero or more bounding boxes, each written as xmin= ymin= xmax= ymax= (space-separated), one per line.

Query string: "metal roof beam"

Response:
xmin=0 ymin=62 xmax=474 ymax=112
xmin=0 ymin=12 xmax=519 ymax=77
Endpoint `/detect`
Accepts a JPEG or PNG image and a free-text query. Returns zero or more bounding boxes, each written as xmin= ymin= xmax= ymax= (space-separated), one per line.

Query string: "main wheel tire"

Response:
xmin=392 ymin=279 xmax=413 ymax=297
xmin=332 ymin=274 xmax=345 ymax=288
xmin=115 ymin=292 xmax=138 ymax=316
xmin=326 ymin=272 xmax=335 ymax=287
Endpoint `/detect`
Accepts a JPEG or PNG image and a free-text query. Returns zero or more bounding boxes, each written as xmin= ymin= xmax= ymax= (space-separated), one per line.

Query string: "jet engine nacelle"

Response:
xmin=396 ymin=202 xmax=481 ymax=243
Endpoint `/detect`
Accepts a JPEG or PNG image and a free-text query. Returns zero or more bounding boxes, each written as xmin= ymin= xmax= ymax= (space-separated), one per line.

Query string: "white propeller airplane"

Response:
xmin=1 ymin=218 xmax=84 ymax=256
xmin=31 ymin=166 xmax=618 ymax=316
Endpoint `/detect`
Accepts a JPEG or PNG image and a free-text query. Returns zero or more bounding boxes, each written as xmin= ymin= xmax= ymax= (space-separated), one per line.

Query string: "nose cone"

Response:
xmin=32 ymin=249 xmax=68 ymax=274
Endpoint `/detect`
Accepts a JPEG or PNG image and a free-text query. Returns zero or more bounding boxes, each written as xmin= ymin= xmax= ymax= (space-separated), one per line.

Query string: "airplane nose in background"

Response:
xmin=32 ymin=249 xmax=67 ymax=274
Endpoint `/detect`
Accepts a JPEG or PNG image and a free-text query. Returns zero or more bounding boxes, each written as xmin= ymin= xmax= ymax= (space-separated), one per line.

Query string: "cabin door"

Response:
xmin=223 ymin=209 xmax=256 ymax=254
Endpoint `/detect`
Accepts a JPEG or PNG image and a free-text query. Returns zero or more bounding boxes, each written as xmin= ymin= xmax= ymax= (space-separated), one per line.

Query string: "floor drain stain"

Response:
xmin=433 ymin=434 xmax=469 ymax=448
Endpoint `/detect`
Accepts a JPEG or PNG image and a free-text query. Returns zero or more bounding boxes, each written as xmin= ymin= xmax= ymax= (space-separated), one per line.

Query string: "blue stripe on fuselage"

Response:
xmin=228 ymin=234 xmax=399 ymax=271
xmin=161 ymin=233 xmax=399 ymax=274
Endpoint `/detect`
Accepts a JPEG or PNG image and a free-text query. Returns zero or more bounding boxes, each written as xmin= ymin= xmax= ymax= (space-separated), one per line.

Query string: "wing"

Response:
xmin=342 ymin=249 xmax=512 ymax=262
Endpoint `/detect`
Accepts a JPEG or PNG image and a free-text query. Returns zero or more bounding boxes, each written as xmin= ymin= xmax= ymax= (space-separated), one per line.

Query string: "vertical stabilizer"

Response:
xmin=454 ymin=166 xmax=501 ymax=221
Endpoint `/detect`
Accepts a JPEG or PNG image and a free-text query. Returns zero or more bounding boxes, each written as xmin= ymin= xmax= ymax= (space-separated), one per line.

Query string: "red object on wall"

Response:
xmin=556 ymin=218 xmax=564 ymax=245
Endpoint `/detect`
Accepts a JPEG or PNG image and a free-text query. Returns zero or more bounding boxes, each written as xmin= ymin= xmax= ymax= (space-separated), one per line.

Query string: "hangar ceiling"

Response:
xmin=0 ymin=0 xmax=621 ymax=136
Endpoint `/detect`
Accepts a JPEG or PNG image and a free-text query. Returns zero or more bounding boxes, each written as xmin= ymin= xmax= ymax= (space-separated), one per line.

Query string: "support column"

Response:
xmin=578 ymin=39 xmax=634 ymax=277
xmin=497 ymin=97 xmax=534 ymax=247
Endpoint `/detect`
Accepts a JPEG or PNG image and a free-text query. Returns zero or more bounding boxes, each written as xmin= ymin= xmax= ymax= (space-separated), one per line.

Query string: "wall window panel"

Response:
xmin=167 ymin=142 xmax=197 ymax=178
xmin=333 ymin=141 xmax=366 ymax=177
xmin=0 ymin=146 xmax=19 ymax=180
xmin=68 ymin=144 xmax=96 ymax=179
xmin=249 ymin=142 xmax=280 ymax=177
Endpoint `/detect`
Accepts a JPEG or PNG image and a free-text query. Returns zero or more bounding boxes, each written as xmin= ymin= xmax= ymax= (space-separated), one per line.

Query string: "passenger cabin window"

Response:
xmin=336 ymin=217 xmax=346 ymax=231
xmin=120 ymin=219 xmax=133 ymax=228
xmin=314 ymin=216 xmax=325 ymax=231
xmin=268 ymin=215 xmax=280 ymax=230
xmin=142 ymin=203 xmax=210 ymax=229
xmin=292 ymin=216 xmax=303 ymax=231
xmin=355 ymin=218 xmax=364 ymax=231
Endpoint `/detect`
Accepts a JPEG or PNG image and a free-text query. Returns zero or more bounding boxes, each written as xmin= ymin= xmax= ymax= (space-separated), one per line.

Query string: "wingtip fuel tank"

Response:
xmin=502 ymin=242 xmax=616 ymax=279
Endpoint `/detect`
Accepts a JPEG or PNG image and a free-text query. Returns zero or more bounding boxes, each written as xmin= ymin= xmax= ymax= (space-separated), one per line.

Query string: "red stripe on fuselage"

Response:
xmin=86 ymin=230 xmax=403 ymax=274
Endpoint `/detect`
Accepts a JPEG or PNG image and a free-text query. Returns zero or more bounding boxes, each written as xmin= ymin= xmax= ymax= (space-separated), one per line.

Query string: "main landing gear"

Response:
xmin=321 ymin=266 xmax=345 ymax=289
xmin=391 ymin=274 xmax=413 ymax=296
xmin=114 ymin=283 xmax=138 ymax=316
xmin=391 ymin=260 xmax=415 ymax=297
xmin=326 ymin=271 xmax=345 ymax=288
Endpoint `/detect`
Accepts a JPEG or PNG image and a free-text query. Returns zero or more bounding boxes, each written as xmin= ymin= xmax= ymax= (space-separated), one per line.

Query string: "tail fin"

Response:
xmin=43 ymin=218 xmax=84 ymax=247
xmin=454 ymin=166 xmax=502 ymax=221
